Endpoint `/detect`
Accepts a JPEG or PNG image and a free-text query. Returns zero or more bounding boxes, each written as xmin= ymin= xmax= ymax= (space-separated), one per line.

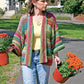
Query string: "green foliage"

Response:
xmin=0 ymin=52 xmax=20 ymax=84
xmin=80 ymin=1 xmax=84 ymax=14
xmin=57 ymin=57 xmax=79 ymax=77
xmin=56 ymin=16 xmax=71 ymax=20
xmin=58 ymin=23 xmax=84 ymax=39
xmin=63 ymin=0 xmax=84 ymax=16
xmin=0 ymin=20 xmax=84 ymax=39
xmin=0 ymin=19 xmax=19 ymax=31
xmin=0 ymin=8 xmax=4 ymax=15
xmin=19 ymin=8 xmax=27 ymax=14
xmin=61 ymin=0 xmax=67 ymax=5
xmin=11 ymin=14 xmax=21 ymax=19
xmin=0 ymin=34 xmax=12 ymax=52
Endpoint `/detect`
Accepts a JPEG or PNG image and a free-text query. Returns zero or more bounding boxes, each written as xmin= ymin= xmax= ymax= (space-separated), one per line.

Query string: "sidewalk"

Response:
xmin=14 ymin=37 xmax=84 ymax=84
xmin=57 ymin=19 xmax=84 ymax=24
xmin=0 ymin=29 xmax=15 ymax=37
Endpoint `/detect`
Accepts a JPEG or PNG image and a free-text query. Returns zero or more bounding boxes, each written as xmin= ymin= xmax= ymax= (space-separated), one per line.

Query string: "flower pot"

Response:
xmin=0 ymin=51 xmax=9 ymax=66
xmin=53 ymin=68 xmax=69 ymax=83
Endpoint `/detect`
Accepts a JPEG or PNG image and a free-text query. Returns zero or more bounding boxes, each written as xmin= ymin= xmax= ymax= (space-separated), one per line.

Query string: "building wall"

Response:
xmin=0 ymin=0 xmax=5 ymax=11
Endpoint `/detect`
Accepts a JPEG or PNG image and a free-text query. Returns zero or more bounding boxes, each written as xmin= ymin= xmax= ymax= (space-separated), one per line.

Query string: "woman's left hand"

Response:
xmin=54 ymin=56 xmax=61 ymax=65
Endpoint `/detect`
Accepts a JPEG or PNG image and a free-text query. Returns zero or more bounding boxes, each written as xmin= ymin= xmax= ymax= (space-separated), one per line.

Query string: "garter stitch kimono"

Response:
xmin=11 ymin=12 xmax=65 ymax=66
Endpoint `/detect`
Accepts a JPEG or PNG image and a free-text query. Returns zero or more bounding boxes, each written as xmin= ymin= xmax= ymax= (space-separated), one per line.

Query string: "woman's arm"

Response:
xmin=54 ymin=52 xmax=61 ymax=64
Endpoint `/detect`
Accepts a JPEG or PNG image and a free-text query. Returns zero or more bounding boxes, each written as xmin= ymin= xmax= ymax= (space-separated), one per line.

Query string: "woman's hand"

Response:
xmin=6 ymin=46 xmax=14 ymax=53
xmin=54 ymin=52 xmax=61 ymax=68
xmin=54 ymin=56 xmax=61 ymax=64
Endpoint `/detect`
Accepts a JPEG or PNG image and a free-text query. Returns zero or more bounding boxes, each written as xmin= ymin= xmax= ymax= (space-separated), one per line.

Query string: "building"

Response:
xmin=0 ymin=0 xmax=28 ymax=11
xmin=0 ymin=0 xmax=59 ymax=11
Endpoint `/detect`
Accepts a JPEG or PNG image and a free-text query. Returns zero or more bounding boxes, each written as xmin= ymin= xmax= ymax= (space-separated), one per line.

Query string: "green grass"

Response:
xmin=0 ymin=19 xmax=84 ymax=39
xmin=56 ymin=16 xmax=71 ymax=20
xmin=0 ymin=52 xmax=20 ymax=84
xmin=58 ymin=23 xmax=84 ymax=39
xmin=0 ymin=19 xmax=19 ymax=31
xmin=11 ymin=14 xmax=21 ymax=19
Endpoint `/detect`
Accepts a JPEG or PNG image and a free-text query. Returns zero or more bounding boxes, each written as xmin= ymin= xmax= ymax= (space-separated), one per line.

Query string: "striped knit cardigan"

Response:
xmin=11 ymin=12 xmax=65 ymax=66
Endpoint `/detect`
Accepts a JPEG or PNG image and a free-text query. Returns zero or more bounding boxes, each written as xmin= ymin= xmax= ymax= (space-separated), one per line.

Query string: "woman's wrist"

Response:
xmin=54 ymin=52 xmax=59 ymax=58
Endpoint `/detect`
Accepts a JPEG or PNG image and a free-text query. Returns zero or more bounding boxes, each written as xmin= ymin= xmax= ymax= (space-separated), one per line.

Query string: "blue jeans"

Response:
xmin=21 ymin=52 xmax=50 ymax=84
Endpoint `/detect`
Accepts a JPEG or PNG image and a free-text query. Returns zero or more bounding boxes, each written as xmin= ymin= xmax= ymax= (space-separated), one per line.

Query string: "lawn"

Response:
xmin=58 ymin=23 xmax=84 ymax=39
xmin=0 ymin=19 xmax=84 ymax=39
xmin=0 ymin=52 xmax=20 ymax=84
xmin=0 ymin=19 xmax=19 ymax=31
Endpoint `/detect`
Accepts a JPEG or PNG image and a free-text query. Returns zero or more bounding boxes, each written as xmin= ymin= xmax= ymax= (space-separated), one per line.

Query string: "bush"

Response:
xmin=19 ymin=8 xmax=27 ymax=14
xmin=63 ymin=0 xmax=84 ymax=16
xmin=0 ymin=8 xmax=4 ymax=15
xmin=11 ymin=14 xmax=21 ymax=19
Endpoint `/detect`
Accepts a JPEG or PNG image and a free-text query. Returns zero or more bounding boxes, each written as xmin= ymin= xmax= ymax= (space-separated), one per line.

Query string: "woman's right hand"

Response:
xmin=6 ymin=46 xmax=14 ymax=53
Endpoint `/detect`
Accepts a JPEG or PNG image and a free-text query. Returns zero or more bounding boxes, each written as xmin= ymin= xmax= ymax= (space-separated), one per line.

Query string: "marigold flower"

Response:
xmin=58 ymin=52 xmax=84 ymax=78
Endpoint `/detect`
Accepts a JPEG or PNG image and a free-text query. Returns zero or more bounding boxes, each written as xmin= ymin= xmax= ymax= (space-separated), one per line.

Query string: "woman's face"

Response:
xmin=32 ymin=0 xmax=48 ymax=11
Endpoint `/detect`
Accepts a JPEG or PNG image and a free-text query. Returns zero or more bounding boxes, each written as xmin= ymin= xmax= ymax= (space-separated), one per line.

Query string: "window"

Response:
xmin=9 ymin=0 xmax=11 ymax=5
xmin=51 ymin=0 xmax=55 ymax=3
xmin=13 ymin=0 xmax=15 ymax=5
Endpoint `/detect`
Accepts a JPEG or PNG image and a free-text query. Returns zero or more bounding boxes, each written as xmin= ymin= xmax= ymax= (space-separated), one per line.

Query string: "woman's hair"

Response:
xmin=28 ymin=0 xmax=37 ymax=14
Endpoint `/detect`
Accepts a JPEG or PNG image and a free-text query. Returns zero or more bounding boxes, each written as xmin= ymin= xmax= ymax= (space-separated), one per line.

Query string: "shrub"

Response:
xmin=0 ymin=8 xmax=4 ymax=15
xmin=63 ymin=0 xmax=84 ymax=16
xmin=19 ymin=8 xmax=27 ymax=14
xmin=11 ymin=14 xmax=21 ymax=19
xmin=0 ymin=33 xmax=12 ymax=52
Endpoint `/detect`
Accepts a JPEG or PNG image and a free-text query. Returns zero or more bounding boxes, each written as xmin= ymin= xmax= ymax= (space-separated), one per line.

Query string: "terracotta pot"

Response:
xmin=53 ymin=68 xmax=69 ymax=83
xmin=0 ymin=51 xmax=9 ymax=66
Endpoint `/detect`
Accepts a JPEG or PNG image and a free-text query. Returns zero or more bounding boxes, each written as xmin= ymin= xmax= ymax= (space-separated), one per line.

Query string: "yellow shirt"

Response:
xmin=32 ymin=21 xmax=42 ymax=50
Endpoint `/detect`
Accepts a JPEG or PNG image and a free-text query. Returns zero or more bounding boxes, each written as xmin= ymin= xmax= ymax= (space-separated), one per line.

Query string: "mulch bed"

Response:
xmin=75 ymin=14 xmax=84 ymax=21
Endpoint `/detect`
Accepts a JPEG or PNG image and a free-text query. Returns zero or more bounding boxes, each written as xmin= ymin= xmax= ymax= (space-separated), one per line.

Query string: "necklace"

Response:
xmin=37 ymin=22 xmax=41 ymax=26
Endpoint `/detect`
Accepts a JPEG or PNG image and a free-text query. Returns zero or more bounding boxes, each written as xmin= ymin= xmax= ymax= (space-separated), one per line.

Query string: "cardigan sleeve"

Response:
xmin=11 ymin=16 xmax=24 ymax=56
xmin=51 ymin=15 xmax=65 ymax=54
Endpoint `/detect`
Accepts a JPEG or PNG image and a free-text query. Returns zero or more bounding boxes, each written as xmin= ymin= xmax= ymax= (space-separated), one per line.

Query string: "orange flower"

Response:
xmin=66 ymin=52 xmax=76 ymax=58
xmin=66 ymin=52 xmax=84 ymax=70
xmin=0 ymin=33 xmax=8 ymax=38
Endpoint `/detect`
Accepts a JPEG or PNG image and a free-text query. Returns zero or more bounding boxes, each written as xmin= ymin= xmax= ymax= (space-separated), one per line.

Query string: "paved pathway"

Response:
xmin=57 ymin=19 xmax=84 ymax=24
xmin=0 ymin=10 xmax=15 ymax=19
xmin=14 ymin=37 xmax=84 ymax=84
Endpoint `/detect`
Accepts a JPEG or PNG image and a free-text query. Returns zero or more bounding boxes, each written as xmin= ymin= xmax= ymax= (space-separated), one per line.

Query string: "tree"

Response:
xmin=61 ymin=0 xmax=67 ymax=5
xmin=63 ymin=0 xmax=84 ymax=16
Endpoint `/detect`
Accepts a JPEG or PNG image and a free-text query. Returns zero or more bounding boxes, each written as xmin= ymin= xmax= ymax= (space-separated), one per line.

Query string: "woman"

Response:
xmin=7 ymin=0 xmax=65 ymax=84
